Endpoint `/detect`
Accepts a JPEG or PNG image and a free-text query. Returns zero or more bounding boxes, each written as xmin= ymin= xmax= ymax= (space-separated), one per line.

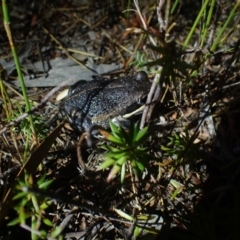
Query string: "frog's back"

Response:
xmin=60 ymin=72 xmax=151 ymax=131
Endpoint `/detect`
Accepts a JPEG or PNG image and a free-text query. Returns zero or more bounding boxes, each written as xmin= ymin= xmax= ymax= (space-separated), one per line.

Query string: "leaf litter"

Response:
xmin=0 ymin=0 xmax=240 ymax=239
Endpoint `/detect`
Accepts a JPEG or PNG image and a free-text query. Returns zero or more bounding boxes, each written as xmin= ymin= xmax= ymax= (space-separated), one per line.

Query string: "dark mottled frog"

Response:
xmin=60 ymin=71 xmax=151 ymax=132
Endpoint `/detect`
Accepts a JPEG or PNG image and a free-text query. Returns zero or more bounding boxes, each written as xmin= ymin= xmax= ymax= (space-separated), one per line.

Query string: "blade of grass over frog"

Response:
xmin=2 ymin=0 xmax=37 ymax=141
xmin=0 ymin=121 xmax=64 ymax=226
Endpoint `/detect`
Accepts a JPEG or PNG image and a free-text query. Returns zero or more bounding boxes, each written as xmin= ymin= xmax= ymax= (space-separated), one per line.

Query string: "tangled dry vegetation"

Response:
xmin=0 ymin=0 xmax=240 ymax=239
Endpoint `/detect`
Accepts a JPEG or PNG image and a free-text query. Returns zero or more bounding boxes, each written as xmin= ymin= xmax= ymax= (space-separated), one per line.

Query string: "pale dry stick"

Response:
xmin=141 ymin=72 xmax=161 ymax=126
xmin=0 ymin=77 xmax=76 ymax=136
xmin=157 ymin=0 xmax=166 ymax=32
xmin=133 ymin=0 xmax=158 ymax=46
xmin=160 ymin=84 xmax=169 ymax=103
xmin=142 ymin=0 xmax=175 ymax=125
xmin=133 ymin=0 xmax=165 ymax=129
xmin=164 ymin=0 xmax=170 ymax=29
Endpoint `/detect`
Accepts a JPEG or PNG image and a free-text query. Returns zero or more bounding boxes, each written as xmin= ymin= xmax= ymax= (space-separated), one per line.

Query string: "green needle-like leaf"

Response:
xmin=98 ymin=158 xmax=116 ymax=170
xmin=100 ymin=129 xmax=123 ymax=144
xmin=109 ymin=120 xmax=120 ymax=134
xmin=107 ymin=164 xmax=121 ymax=181
xmin=38 ymin=179 xmax=53 ymax=189
xmin=134 ymin=126 xmax=149 ymax=144
xmin=37 ymin=175 xmax=46 ymax=185
xmin=114 ymin=208 xmax=133 ymax=221
xmin=104 ymin=150 xmax=127 ymax=159
xmin=135 ymin=160 xmax=145 ymax=171
xmin=31 ymin=195 xmax=39 ymax=212
xmin=43 ymin=218 xmax=53 ymax=227
xmin=120 ymin=162 xmax=126 ymax=183
xmin=13 ymin=191 xmax=27 ymax=200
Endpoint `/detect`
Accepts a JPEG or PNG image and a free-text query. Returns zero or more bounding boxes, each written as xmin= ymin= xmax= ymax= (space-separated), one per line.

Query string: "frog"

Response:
xmin=59 ymin=71 xmax=151 ymax=132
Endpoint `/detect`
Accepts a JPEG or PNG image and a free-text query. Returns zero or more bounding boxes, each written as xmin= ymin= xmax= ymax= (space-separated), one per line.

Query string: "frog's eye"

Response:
xmin=135 ymin=71 xmax=148 ymax=81
xmin=137 ymin=94 xmax=148 ymax=104
xmin=69 ymin=80 xmax=87 ymax=95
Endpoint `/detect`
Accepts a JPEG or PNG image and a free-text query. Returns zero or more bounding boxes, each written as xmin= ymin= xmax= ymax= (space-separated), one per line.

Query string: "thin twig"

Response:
xmin=134 ymin=0 xmax=165 ymax=129
xmin=157 ymin=0 xmax=166 ymax=32
xmin=76 ymin=132 xmax=87 ymax=173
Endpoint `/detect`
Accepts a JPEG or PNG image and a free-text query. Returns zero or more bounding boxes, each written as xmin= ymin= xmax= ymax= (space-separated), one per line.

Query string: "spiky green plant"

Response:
xmin=98 ymin=121 xmax=153 ymax=183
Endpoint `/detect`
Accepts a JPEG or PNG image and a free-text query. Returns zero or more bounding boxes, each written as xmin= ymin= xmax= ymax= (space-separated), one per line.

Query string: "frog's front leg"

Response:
xmin=64 ymin=107 xmax=83 ymax=131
